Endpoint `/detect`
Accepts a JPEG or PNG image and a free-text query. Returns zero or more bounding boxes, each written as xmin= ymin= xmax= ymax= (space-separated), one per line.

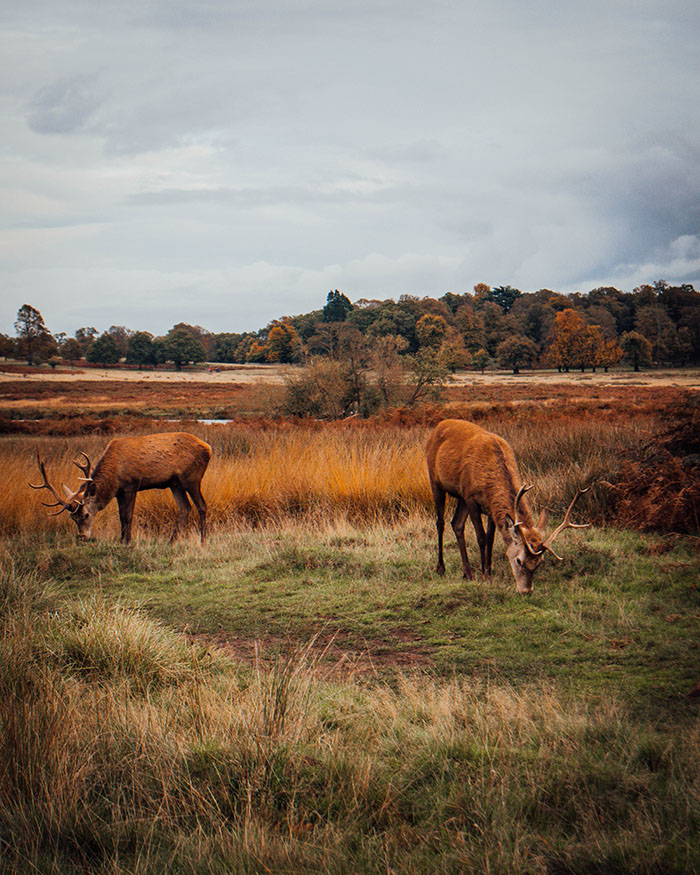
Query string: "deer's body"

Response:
xmin=426 ymin=419 xmax=587 ymax=593
xmin=31 ymin=432 xmax=211 ymax=544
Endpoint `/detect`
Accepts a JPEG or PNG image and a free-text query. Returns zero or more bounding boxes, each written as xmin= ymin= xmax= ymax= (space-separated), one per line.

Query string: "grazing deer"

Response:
xmin=30 ymin=432 xmax=211 ymax=544
xmin=426 ymin=419 xmax=589 ymax=594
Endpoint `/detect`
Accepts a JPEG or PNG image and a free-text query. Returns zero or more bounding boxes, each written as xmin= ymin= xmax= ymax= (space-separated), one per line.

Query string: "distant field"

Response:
xmin=0 ymin=367 xmax=696 ymax=426
xmin=2 ymin=361 xmax=699 ymax=386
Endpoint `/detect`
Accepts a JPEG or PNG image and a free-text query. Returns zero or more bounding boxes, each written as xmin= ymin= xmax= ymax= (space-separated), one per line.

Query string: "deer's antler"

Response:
xmin=542 ymin=486 xmax=591 ymax=560
xmin=73 ymin=451 xmax=92 ymax=481
xmin=513 ymin=484 xmax=545 ymax=556
xmin=28 ymin=454 xmax=73 ymax=515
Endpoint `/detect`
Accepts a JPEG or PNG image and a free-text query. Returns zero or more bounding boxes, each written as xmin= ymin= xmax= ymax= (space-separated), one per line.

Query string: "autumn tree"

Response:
xmin=308 ymin=322 xmax=347 ymax=359
xmin=546 ymin=308 xmax=590 ymax=372
xmin=597 ymin=337 xmax=623 ymax=372
xmin=415 ymin=313 xmax=449 ymax=349
xmin=245 ymin=339 xmax=268 ymax=363
xmin=438 ymin=332 xmax=470 ymax=372
xmin=265 ymin=322 xmax=298 ymax=363
xmin=496 ymin=334 xmax=539 ymax=374
xmin=454 ymin=304 xmax=486 ymax=352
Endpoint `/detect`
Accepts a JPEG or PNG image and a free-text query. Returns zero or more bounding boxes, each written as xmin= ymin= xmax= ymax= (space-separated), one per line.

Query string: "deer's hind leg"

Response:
xmin=169 ymin=482 xmax=191 ymax=542
xmin=117 ymin=487 xmax=137 ymax=544
xmin=431 ymin=483 xmax=447 ymax=575
xmin=452 ymin=497 xmax=474 ymax=580
xmin=467 ymin=504 xmax=495 ymax=576
xmin=484 ymin=515 xmax=496 ymax=575
xmin=184 ymin=479 xmax=207 ymax=545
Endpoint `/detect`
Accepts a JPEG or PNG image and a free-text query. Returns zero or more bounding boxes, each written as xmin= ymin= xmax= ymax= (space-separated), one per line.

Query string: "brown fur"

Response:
xmin=426 ymin=419 xmax=546 ymax=591
xmin=66 ymin=432 xmax=210 ymax=544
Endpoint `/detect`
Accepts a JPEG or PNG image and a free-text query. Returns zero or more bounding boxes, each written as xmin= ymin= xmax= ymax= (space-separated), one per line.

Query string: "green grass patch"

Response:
xmin=1 ymin=521 xmax=699 ymax=873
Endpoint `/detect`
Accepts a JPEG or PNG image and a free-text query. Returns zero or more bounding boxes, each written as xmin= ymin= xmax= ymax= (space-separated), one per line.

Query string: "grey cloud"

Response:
xmin=26 ymin=75 xmax=102 ymax=135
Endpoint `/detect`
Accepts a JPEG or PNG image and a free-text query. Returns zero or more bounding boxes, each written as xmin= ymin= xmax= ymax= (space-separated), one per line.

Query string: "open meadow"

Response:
xmin=1 ymin=370 xmax=699 ymax=873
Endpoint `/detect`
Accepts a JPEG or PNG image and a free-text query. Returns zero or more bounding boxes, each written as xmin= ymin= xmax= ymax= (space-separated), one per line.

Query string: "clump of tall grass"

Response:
xmin=2 ymin=565 xmax=698 ymax=873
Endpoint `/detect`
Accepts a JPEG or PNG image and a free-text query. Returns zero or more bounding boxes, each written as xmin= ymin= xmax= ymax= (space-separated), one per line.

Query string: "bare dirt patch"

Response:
xmin=187 ymin=628 xmax=436 ymax=678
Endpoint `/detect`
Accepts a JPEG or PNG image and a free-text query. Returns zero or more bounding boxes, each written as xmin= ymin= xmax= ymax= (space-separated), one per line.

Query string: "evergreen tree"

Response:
xmin=322 ymin=289 xmax=353 ymax=322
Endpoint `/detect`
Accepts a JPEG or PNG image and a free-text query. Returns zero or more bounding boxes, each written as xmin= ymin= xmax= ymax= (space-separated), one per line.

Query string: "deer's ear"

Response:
xmin=536 ymin=509 xmax=549 ymax=530
xmin=504 ymin=514 xmax=517 ymax=537
xmin=62 ymin=483 xmax=74 ymax=499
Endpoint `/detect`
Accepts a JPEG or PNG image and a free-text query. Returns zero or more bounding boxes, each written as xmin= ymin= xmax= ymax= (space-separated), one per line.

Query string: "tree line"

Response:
xmin=4 ymin=280 xmax=700 ymax=379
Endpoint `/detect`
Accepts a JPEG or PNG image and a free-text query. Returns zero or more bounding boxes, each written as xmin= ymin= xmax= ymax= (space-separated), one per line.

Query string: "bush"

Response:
xmin=606 ymin=395 xmax=700 ymax=532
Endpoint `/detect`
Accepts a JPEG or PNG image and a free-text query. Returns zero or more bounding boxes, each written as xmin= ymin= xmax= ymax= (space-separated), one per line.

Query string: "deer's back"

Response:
xmin=426 ymin=419 xmax=519 ymax=506
xmin=97 ymin=432 xmax=211 ymax=484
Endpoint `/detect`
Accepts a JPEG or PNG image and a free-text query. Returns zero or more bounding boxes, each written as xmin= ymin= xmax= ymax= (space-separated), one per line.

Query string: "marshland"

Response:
xmin=1 ymin=371 xmax=699 ymax=873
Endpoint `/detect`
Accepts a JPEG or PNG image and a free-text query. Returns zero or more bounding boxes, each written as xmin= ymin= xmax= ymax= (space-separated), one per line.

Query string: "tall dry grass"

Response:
xmin=1 ymin=415 xmax=651 ymax=539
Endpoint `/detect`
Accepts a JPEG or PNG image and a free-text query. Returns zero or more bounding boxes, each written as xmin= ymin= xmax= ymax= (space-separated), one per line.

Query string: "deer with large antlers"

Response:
xmin=30 ymin=432 xmax=211 ymax=544
xmin=426 ymin=419 xmax=589 ymax=594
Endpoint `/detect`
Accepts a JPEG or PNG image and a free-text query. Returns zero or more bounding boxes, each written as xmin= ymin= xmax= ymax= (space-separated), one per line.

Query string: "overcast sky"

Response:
xmin=2 ymin=0 xmax=699 ymax=337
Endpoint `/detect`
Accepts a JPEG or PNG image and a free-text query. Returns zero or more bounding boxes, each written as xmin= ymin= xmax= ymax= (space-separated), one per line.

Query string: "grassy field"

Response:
xmin=1 ymin=384 xmax=699 ymax=873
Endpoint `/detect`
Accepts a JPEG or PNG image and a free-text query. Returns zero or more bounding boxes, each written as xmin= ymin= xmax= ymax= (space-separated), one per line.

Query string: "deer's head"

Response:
xmin=505 ymin=485 xmax=590 ymax=594
xmin=29 ymin=453 xmax=98 ymax=541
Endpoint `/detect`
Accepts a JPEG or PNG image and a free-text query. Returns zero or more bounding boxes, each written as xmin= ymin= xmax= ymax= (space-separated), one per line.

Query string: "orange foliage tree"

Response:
xmin=547 ymin=309 xmax=586 ymax=371
xmin=546 ymin=308 xmax=602 ymax=371
xmin=265 ymin=322 xmax=298 ymax=363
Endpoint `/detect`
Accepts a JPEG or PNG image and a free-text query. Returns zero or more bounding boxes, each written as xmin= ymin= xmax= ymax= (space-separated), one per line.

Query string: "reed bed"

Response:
xmin=1 ymin=415 xmax=652 ymax=539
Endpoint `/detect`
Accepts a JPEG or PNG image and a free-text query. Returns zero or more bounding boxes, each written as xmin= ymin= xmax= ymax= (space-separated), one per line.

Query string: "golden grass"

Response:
xmin=2 ymin=415 xmax=650 ymax=539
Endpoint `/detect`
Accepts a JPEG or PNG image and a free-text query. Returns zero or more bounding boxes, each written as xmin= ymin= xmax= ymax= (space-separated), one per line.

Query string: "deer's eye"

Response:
xmin=516 ymin=557 xmax=523 ymax=567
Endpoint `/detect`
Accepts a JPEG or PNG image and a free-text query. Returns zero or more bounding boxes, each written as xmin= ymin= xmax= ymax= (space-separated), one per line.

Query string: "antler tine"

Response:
xmin=28 ymin=453 xmax=72 ymax=513
xmin=73 ymin=451 xmax=92 ymax=480
xmin=542 ymin=486 xmax=591 ymax=558
xmin=513 ymin=484 xmax=534 ymax=523
xmin=513 ymin=484 xmax=545 ymax=556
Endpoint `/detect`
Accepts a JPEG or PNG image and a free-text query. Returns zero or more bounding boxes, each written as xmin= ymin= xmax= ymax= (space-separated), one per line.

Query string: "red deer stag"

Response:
xmin=30 ymin=432 xmax=211 ymax=544
xmin=426 ymin=419 xmax=589 ymax=594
